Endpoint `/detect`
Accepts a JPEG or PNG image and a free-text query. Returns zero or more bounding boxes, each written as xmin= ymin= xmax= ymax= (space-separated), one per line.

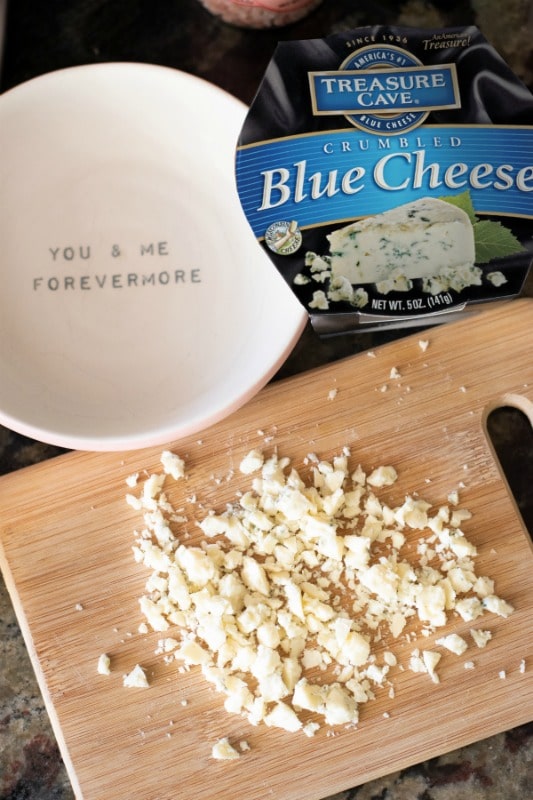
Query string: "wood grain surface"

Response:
xmin=1 ymin=299 xmax=532 ymax=800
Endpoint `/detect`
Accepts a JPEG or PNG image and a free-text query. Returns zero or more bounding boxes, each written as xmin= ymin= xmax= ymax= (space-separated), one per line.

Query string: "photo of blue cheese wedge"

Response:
xmin=327 ymin=197 xmax=476 ymax=285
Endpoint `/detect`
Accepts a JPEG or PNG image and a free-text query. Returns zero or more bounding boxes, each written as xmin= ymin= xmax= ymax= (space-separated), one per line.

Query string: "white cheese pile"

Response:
xmin=128 ymin=448 xmax=513 ymax=735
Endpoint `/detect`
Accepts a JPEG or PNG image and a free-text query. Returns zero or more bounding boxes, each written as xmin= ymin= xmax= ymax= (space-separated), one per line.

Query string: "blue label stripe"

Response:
xmin=235 ymin=125 xmax=533 ymax=238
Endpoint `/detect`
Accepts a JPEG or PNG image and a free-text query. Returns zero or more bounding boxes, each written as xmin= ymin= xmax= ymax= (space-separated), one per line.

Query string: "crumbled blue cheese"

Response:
xmin=309 ymin=290 xmax=329 ymax=310
xmin=487 ymin=270 xmax=508 ymax=287
xmin=123 ymin=664 xmax=149 ymax=688
xmin=423 ymin=650 xmax=442 ymax=683
xmin=409 ymin=649 xmax=441 ymax=683
xmin=366 ymin=465 xmax=397 ymax=487
xmin=211 ymin=737 xmax=241 ymax=760
xmin=129 ymin=447 xmax=514 ymax=735
xmin=160 ymin=450 xmax=186 ymax=481
xmin=482 ymin=595 xmax=514 ymax=617
xmin=298 ymin=253 xmax=369 ymax=309
xmin=239 ymin=449 xmax=264 ymax=475
xmin=375 ymin=271 xmax=413 ymax=295
xmin=422 ymin=263 xmax=482 ymax=295
xmin=352 ymin=287 xmax=369 ymax=307
xmin=328 ymin=197 xmax=475 ymax=285
xmin=470 ymin=628 xmax=492 ymax=649
xmin=306 ymin=251 xmax=331 ymax=274
xmin=97 ymin=653 xmax=111 ymax=675
xmin=436 ymin=633 xmax=468 ymax=655
xmin=327 ymin=275 xmax=354 ymax=302
xmin=126 ymin=472 xmax=139 ymax=488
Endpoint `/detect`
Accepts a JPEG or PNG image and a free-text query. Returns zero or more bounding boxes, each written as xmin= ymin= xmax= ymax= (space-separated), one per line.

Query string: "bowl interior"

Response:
xmin=0 ymin=64 xmax=306 ymax=450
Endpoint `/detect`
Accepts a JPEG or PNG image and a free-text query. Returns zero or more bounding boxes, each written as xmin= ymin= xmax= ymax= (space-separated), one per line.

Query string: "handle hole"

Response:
xmin=487 ymin=406 xmax=533 ymax=537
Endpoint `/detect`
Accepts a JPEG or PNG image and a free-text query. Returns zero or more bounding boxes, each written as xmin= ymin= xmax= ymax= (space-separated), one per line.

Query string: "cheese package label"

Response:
xmin=235 ymin=26 xmax=533 ymax=333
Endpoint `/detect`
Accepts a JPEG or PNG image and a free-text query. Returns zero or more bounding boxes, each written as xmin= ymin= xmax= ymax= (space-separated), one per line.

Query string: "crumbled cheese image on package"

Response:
xmin=128 ymin=448 xmax=513 ymax=736
xmin=298 ymin=195 xmax=488 ymax=307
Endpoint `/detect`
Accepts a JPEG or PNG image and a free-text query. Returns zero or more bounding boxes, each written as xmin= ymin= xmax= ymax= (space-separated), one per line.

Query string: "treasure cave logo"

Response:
xmin=309 ymin=44 xmax=460 ymax=135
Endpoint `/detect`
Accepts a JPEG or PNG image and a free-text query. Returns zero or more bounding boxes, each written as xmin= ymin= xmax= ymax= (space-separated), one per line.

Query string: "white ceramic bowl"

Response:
xmin=0 ymin=63 xmax=306 ymax=451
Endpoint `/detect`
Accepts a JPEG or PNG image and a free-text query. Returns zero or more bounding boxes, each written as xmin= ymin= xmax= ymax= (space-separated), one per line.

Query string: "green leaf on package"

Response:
xmin=441 ymin=190 xmax=525 ymax=263
xmin=472 ymin=219 xmax=526 ymax=264
xmin=440 ymin=190 xmax=478 ymax=224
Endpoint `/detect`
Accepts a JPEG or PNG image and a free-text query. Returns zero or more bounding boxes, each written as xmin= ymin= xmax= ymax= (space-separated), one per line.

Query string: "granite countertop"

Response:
xmin=0 ymin=1 xmax=532 ymax=798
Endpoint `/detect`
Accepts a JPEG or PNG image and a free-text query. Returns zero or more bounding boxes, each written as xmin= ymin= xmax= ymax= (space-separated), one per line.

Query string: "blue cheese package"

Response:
xmin=235 ymin=26 xmax=533 ymax=334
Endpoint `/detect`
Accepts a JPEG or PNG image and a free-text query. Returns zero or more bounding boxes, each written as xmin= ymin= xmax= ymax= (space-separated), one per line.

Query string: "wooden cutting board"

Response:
xmin=1 ymin=299 xmax=532 ymax=800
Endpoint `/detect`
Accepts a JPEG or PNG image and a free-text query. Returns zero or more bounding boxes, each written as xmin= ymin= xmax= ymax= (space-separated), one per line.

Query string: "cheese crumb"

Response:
xmin=309 ymin=290 xmax=329 ymax=310
xmin=436 ymin=634 xmax=468 ymax=655
xmin=303 ymin=721 xmax=320 ymax=737
xmin=423 ymin=650 xmax=441 ymax=683
xmin=239 ymin=449 xmax=264 ymax=475
xmin=482 ymin=595 xmax=514 ymax=618
xmin=97 ymin=653 xmax=111 ymax=675
xmin=123 ymin=664 xmax=149 ymax=688
xmin=487 ymin=271 xmax=507 ymax=287
xmin=211 ymin=737 xmax=241 ymax=760
xmin=367 ymin=465 xmax=397 ymax=487
xmin=160 ymin=451 xmax=186 ymax=481
xmin=470 ymin=629 xmax=492 ymax=649
xmin=418 ymin=340 xmax=429 ymax=352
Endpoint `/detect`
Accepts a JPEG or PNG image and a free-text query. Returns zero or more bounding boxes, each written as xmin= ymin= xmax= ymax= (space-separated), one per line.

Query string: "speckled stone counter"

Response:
xmin=1 ymin=1 xmax=532 ymax=798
